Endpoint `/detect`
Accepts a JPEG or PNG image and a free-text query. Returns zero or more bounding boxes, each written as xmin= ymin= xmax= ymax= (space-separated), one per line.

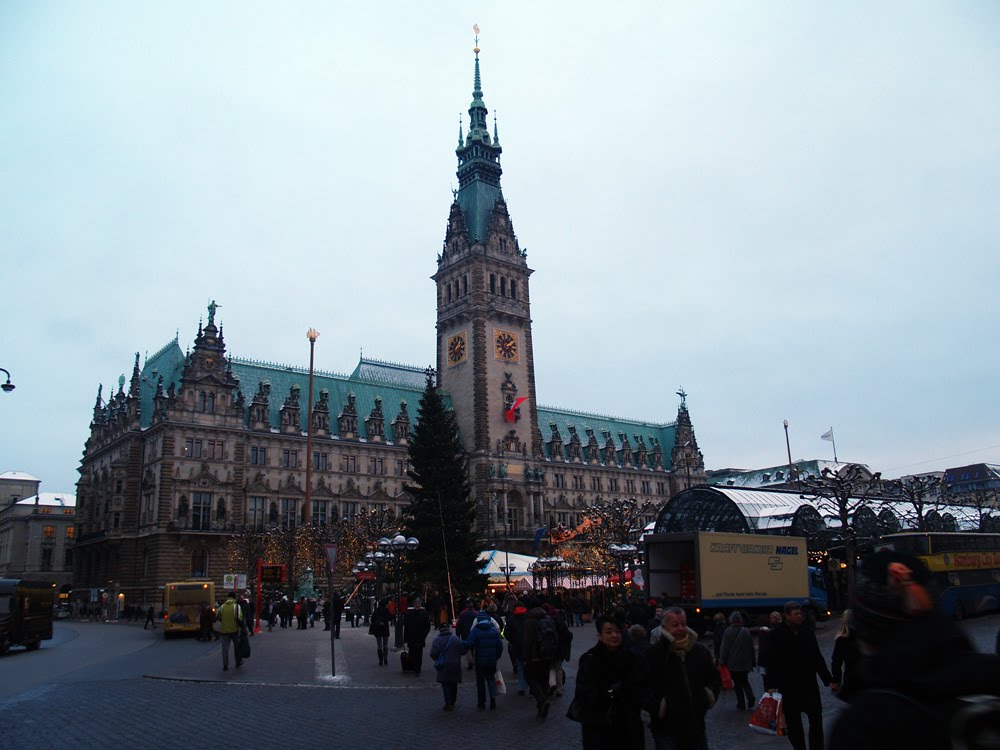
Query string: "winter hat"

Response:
xmin=477 ymin=610 xmax=490 ymax=621
xmin=438 ymin=622 xmax=451 ymax=632
xmin=852 ymin=550 xmax=934 ymax=647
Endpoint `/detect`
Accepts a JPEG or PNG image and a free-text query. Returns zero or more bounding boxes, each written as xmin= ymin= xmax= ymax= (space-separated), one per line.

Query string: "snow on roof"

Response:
xmin=0 ymin=471 xmax=41 ymax=482
xmin=16 ymin=493 xmax=76 ymax=508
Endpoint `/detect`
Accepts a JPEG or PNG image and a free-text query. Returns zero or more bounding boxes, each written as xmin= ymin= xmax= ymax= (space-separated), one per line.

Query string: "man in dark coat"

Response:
xmin=455 ymin=599 xmax=479 ymax=670
xmin=769 ymin=601 xmax=833 ymax=750
xmin=644 ymin=607 xmax=720 ymax=749
xmin=329 ymin=592 xmax=344 ymax=638
xmin=521 ymin=603 xmax=553 ymax=717
xmin=463 ymin=611 xmax=505 ymax=709
xmin=402 ymin=598 xmax=432 ymax=675
xmin=506 ymin=603 xmax=528 ymax=694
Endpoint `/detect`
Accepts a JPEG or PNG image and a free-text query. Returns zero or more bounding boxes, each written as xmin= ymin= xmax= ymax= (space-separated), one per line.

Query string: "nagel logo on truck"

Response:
xmin=708 ymin=542 xmax=800 ymax=555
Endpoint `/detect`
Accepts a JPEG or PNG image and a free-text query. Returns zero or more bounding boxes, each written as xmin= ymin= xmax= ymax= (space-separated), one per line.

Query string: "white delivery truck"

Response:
xmin=643 ymin=531 xmax=828 ymax=631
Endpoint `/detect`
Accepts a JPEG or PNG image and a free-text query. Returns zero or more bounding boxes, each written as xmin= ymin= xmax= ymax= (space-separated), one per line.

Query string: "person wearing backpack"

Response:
xmin=522 ymin=601 xmax=559 ymax=718
xmin=430 ymin=621 xmax=466 ymax=711
xmin=463 ymin=610 xmax=505 ymax=710
xmin=830 ymin=551 xmax=1000 ymax=750
xmin=216 ymin=591 xmax=245 ymax=671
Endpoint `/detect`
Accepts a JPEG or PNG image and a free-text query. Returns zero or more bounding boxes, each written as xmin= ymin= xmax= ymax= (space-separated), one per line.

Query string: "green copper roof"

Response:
xmin=455 ymin=48 xmax=503 ymax=245
xmin=140 ymin=341 xmax=448 ymax=442
xmin=536 ymin=404 xmax=677 ymax=471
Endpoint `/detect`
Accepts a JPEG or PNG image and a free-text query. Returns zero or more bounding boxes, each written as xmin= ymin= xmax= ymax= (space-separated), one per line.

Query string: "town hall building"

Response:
xmin=72 ymin=45 xmax=706 ymax=603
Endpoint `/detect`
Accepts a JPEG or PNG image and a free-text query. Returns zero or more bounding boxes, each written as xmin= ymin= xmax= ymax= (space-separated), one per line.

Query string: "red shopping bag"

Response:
xmin=749 ymin=690 xmax=782 ymax=735
xmin=719 ymin=664 xmax=734 ymax=690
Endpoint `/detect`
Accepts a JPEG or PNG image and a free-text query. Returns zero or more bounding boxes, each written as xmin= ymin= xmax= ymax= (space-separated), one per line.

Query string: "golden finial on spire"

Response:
xmin=473 ymin=23 xmax=480 ymax=55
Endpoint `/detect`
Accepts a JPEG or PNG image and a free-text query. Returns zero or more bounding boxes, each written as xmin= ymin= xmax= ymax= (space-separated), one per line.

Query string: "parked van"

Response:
xmin=0 ymin=579 xmax=56 ymax=655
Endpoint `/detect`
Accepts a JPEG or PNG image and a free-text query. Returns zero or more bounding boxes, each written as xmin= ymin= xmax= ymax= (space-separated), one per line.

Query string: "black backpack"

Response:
xmin=537 ymin=616 xmax=559 ymax=660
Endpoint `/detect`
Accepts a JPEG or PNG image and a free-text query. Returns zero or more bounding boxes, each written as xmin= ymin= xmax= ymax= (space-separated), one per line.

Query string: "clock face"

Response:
xmin=447 ymin=332 xmax=467 ymax=366
xmin=494 ymin=329 xmax=519 ymax=362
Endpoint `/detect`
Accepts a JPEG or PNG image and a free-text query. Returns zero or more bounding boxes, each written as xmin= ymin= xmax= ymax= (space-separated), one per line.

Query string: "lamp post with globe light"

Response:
xmin=381 ymin=533 xmax=419 ymax=648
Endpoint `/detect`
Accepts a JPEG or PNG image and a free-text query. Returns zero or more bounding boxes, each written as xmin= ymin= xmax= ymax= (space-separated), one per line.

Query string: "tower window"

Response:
xmin=510 ymin=280 xmax=517 ymax=300
xmin=489 ymin=274 xmax=496 ymax=294
xmin=447 ymin=283 xmax=453 ymax=303
xmin=463 ymin=275 xmax=468 ymax=295
xmin=500 ymin=277 xmax=506 ymax=297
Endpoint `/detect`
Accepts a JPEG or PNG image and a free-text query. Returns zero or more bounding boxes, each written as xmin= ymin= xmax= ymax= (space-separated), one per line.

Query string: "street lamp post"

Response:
xmin=608 ymin=543 xmax=637 ymax=603
xmin=304 ymin=328 xmax=319 ymax=526
xmin=385 ymin=533 xmax=419 ymax=648
xmin=499 ymin=564 xmax=517 ymax=592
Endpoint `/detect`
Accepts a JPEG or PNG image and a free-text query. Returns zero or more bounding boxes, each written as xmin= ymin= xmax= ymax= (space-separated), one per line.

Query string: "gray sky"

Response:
xmin=3 ymin=2 xmax=998 ymax=493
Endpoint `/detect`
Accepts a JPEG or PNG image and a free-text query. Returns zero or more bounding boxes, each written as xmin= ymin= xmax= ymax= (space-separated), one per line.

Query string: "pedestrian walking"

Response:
xmin=143 ymin=605 xmax=156 ymax=630
xmin=756 ymin=610 xmax=782 ymax=691
xmin=643 ymin=606 xmax=720 ymax=750
xmin=199 ymin=603 xmax=219 ymax=641
xmin=216 ymin=591 xmax=245 ymax=671
xmin=402 ymin=598 xmax=432 ymax=675
xmin=506 ymin=602 xmax=528 ymax=695
xmin=463 ymin=610 xmax=505 ymax=710
xmin=521 ymin=600 xmax=558 ymax=718
xmin=829 ymin=609 xmax=859 ymax=702
xmin=570 ymin=614 xmax=649 ymax=749
xmin=455 ymin=599 xmax=479 ymax=671
xmin=430 ymin=621 xmax=466 ymax=711
xmin=830 ymin=551 xmax=1000 ymax=750
xmin=769 ymin=601 xmax=833 ymax=750
xmin=719 ymin=611 xmax=756 ymax=710
xmin=369 ymin=598 xmax=391 ymax=665
xmin=330 ymin=592 xmax=344 ymax=637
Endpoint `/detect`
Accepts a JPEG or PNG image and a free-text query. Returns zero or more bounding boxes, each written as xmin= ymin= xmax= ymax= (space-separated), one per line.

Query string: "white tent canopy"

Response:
xmin=478 ymin=549 xmax=537 ymax=581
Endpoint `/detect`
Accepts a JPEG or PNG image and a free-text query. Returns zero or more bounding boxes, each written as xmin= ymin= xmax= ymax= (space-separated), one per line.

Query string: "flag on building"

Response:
xmin=505 ymin=397 xmax=529 ymax=423
xmin=821 ymin=428 xmax=834 ymax=441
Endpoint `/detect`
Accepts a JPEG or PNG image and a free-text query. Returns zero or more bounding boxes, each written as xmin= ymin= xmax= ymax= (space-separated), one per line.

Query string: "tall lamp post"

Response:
xmin=499 ymin=564 xmax=517 ymax=593
xmin=304 ymin=328 xmax=319 ymax=526
xmin=608 ymin=543 xmax=637 ymax=603
xmin=383 ymin=533 xmax=419 ymax=648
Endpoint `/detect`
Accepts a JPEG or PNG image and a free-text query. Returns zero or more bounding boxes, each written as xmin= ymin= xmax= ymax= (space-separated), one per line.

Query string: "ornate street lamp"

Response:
xmin=608 ymin=543 xmax=637 ymax=602
xmin=499 ymin=564 xmax=517 ymax=592
xmin=387 ymin=532 xmax=419 ymax=648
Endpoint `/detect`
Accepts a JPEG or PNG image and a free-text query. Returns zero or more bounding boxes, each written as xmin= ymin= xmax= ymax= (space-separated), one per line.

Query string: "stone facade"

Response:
xmin=0 ymin=493 xmax=76 ymax=589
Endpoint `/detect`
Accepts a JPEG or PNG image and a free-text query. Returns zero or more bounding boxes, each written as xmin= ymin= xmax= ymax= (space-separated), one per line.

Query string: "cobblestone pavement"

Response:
xmin=1 ymin=613 xmax=997 ymax=749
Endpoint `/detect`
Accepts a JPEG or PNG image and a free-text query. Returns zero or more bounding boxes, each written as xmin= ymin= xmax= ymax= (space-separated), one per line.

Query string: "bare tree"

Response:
xmin=883 ymin=474 xmax=943 ymax=532
xmin=801 ymin=464 xmax=882 ymax=597
xmin=227 ymin=526 xmax=268 ymax=590
xmin=952 ymin=487 xmax=1000 ymax=530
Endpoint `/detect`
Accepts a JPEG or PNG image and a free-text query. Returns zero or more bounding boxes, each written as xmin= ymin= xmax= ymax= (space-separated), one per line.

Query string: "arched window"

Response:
xmin=191 ymin=548 xmax=208 ymax=578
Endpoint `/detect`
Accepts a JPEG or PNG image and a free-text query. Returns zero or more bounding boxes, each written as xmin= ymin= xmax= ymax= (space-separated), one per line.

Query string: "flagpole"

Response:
xmin=831 ymin=431 xmax=838 ymax=463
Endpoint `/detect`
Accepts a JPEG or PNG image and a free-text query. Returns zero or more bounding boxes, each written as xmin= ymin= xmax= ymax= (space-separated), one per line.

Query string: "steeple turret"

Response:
xmin=454 ymin=33 xmax=503 ymax=245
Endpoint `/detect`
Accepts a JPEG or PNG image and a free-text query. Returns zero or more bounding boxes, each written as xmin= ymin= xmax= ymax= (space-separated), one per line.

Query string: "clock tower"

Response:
xmin=434 ymin=42 xmax=543 ymax=500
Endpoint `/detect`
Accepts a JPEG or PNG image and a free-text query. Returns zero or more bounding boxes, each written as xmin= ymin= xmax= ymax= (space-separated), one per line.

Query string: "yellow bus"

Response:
xmin=163 ymin=581 xmax=214 ymax=638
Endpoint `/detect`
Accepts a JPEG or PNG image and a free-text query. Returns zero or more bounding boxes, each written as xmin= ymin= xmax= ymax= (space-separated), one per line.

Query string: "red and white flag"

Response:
xmin=505 ymin=397 xmax=528 ymax=423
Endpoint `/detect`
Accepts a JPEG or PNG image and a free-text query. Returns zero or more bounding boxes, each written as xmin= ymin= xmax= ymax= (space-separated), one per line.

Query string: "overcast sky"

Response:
xmin=3 ymin=2 xmax=998 ymax=493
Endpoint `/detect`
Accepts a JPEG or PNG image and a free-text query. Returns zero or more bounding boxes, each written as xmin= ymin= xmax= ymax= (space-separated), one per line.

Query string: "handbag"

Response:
xmin=237 ymin=629 xmax=251 ymax=660
xmin=434 ymin=635 xmax=454 ymax=670
xmin=495 ymin=667 xmax=507 ymax=695
xmin=719 ymin=664 xmax=733 ymax=690
xmin=749 ymin=690 xmax=782 ymax=735
xmin=566 ymin=698 xmax=584 ymax=723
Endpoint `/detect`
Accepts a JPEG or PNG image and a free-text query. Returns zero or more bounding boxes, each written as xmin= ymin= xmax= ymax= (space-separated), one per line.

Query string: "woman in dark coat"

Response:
xmin=571 ymin=614 xmax=649 ymax=749
xmin=430 ymin=622 xmax=466 ymax=710
xmin=369 ymin=598 xmax=391 ymax=666
xmin=830 ymin=609 xmax=859 ymax=702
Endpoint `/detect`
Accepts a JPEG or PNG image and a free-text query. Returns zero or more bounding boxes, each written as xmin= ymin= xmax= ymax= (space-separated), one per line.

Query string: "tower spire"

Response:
xmin=453 ymin=24 xmax=503 ymax=244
